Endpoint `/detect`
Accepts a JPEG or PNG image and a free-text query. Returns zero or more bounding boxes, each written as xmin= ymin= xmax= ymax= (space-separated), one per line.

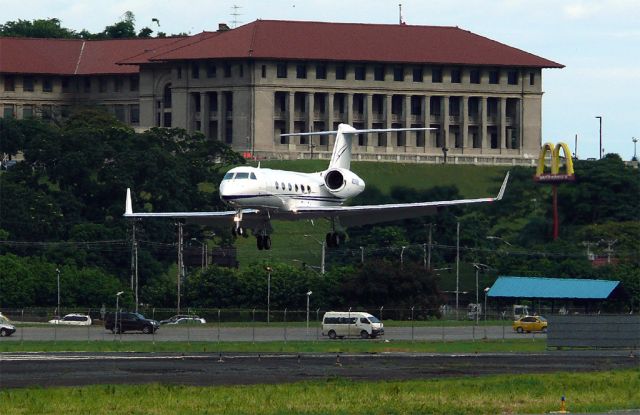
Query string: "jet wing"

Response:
xmin=271 ymin=171 xmax=510 ymax=227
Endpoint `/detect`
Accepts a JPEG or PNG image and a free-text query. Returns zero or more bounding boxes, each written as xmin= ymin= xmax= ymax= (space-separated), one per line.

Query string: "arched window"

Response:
xmin=163 ymin=83 xmax=172 ymax=108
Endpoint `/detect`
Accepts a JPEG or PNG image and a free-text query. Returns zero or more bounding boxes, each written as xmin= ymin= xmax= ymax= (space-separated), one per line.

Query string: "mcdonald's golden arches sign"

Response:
xmin=533 ymin=142 xmax=576 ymax=182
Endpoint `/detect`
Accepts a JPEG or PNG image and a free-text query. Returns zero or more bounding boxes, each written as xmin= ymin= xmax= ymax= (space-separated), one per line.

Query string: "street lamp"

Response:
xmin=55 ymin=268 xmax=61 ymax=317
xmin=595 ymin=115 xmax=602 ymax=159
xmin=486 ymin=235 xmax=512 ymax=246
xmin=266 ymin=266 xmax=272 ymax=324
xmin=484 ymin=287 xmax=490 ymax=322
xmin=306 ymin=291 xmax=313 ymax=335
xmin=115 ymin=291 xmax=124 ymax=335
xmin=632 ymin=137 xmax=638 ymax=161
xmin=472 ymin=263 xmax=491 ymax=326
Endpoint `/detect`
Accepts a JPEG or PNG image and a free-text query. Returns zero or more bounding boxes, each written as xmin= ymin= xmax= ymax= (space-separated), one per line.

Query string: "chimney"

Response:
xmin=218 ymin=23 xmax=231 ymax=32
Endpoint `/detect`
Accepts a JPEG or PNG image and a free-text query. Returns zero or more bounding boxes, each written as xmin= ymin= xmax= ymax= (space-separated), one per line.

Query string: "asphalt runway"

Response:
xmin=1 ymin=351 xmax=637 ymax=388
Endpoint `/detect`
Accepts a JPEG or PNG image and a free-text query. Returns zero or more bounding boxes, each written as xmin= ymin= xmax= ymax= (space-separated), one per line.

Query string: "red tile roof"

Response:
xmin=147 ymin=20 xmax=564 ymax=68
xmin=0 ymin=37 xmax=186 ymax=75
xmin=0 ymin=20 xmax=563 ymax=75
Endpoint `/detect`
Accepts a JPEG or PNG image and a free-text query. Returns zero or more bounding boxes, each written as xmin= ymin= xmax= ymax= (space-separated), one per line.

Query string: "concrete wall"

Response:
xmin=547 ymin=315 xmax=640 ymax=348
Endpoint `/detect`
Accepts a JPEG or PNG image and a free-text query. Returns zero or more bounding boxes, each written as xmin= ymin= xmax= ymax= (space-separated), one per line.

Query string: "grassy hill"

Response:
xmin=230 ymin=161 xmax=511 ymax=268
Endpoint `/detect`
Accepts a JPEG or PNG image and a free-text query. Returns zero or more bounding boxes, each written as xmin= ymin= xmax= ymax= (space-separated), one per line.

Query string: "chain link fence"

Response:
xmin=0 ymin=305 xmax=582 ymax=343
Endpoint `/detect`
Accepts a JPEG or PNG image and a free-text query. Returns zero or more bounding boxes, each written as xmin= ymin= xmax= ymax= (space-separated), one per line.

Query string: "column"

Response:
xmin=403 ymin=95 xmax=412 ymax=149
xmin=385 ymin=94 xmax=392 ymax=151
xmin=346 ymin=93 xmax=354 ymax=126
xmin=327 ymin=92 xmax=334 ymax=149
xmin=480 ymin=97 xmax=488 ymax=151
xmin=499 ymin=97 xmax=507 ymax=151
xmin=442 ymin=96 xmax=450 ymax=150
xmin=287 ymin=91 xmax=295 ymax=134
xmin=200 ymin=92 xmax=209 ymax=138
xmin=307 ymin=92 xmax=314 ymax=132
xmin=461 ymin=96 xmax=468 ymax=151
xmin=423 ymin=95 xmax=431 ymax=148
xmin=216 ymin=91 xmax=224 ymax=142
xmin=365 ymin=93 xmax=373 ymax=130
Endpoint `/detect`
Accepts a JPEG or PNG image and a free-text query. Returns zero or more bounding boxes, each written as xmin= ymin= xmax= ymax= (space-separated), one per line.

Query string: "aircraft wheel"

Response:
xmin=264 ymin=235 xmax=272 ymax=250
xmin=326 ymin=232 xmax=333 ymax=247
xmin=331 ymin=232 xmax=341 ymax=247
xmin=257 ymin=235 xmax=264 ymax=250
xmin=237 ymin=226 xmax=244 ymax=236
xmin=231 ymin=227 xmax=237 ymax=237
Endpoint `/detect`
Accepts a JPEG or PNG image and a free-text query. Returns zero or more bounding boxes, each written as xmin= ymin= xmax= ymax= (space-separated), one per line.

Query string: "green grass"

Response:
xmin=0 ymin=339 xmax=544 ymax=353
xmin=1 ymin=370 xmax=637 ymax=414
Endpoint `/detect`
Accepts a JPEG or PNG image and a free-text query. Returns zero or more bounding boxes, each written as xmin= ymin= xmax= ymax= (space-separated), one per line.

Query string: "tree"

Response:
xmin=0 ymin=18 xmax=78 ymax=38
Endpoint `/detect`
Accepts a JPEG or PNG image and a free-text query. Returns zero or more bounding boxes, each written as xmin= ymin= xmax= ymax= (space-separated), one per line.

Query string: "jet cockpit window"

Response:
xmin=235 ymin=172 xmax=250 ymax=179
xmin=223 ymin=172 xmax=235 ymax=180
xmin=250 ymin=173 xmax=257 ymax=180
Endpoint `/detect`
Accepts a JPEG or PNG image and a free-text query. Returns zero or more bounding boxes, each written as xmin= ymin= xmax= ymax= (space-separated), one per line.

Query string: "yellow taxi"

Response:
xmin=512 ymin=315 xmax=547 ymax=333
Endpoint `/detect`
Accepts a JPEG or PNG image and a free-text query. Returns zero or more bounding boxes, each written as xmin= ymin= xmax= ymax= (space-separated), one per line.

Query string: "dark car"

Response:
xmin=104 ymin=312 xmax=159 ymax=334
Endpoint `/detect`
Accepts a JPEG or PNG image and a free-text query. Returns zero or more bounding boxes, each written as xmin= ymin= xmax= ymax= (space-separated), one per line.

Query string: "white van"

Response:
xmin=322 ymin=311 xmax=384 ymax=339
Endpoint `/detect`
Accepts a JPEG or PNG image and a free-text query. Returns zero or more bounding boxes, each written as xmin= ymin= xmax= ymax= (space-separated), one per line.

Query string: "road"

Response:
xmin=2 ymin=324 xmax=541 ymax=342
xmin=0 ymin=350 xmax=636 ymax=388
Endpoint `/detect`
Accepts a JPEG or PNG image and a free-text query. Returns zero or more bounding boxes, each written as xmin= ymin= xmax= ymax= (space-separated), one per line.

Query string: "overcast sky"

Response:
xmin=4 ymin=0 xmax=639 ymax=160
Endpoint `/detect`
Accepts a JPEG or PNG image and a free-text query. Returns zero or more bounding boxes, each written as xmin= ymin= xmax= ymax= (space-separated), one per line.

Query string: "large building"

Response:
xmin=0 ymin=20 xmax=563 ymax=165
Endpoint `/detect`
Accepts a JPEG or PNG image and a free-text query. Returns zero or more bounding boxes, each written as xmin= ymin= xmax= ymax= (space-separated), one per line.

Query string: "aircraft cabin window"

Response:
xmin=223 ymin=172 xmax=235 ymax=180
xmin=300 ymin=184 xmax=304 ymax=193
xmin=307 ymin=185 xmax=311 ymax=193
xmin=275 ymin=182 xmax=279 ymax=189
xmin=288 ymin=183 xmax=292 ymax=191
xmin=295 ymin=184 xmax=299 ymax=192
xmin=235 ymin=172 xmax=249 ymax=179
xmin=281 ymin=182 xmax=285 ymax=190
xmin=250 ymin=172 xmax=257 ymax=180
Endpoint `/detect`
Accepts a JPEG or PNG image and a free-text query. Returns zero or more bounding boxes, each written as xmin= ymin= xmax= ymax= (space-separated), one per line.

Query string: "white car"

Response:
xmin=48 ymin=313 xmax=92 ymax=326
xmin=0 ymin=315 xmax=16 ymax=337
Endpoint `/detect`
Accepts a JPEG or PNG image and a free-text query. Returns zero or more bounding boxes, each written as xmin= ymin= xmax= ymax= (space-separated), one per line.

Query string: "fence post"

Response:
xmin=20 ymin=309 xmax=24 ymax=343
xmin=87 ymin=308 xmax=91 ymax=342
xmin=152 ymin=308 xmax=156 ymax=346
xmin=252 ymin=308 xmax=256 ymax=344
xmin=217 ymin=309 xmax=221 ymax=347
xmin=283 ymin=308 xmax=287 ymax=344
xmin=53 ymin=308 xmax=57 ymax=344
xmin=411 ymin=306 xmax=415 ymax=342
xmin=316 ymin=308 xmax=320 ymax=341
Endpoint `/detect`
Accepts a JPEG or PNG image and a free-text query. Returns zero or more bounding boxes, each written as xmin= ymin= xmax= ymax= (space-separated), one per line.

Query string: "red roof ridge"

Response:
xmin=250 ymin=18 xmax=461 ymax=30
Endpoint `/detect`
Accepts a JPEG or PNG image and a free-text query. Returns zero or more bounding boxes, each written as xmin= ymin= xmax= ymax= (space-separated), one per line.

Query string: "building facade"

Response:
xmin=1 ymin=20 xmax=563 ymax=165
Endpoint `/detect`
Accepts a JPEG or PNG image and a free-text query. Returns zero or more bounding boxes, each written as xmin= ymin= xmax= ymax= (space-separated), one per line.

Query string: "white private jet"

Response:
xmin=125 ymin=124 xmax=509 ymax=250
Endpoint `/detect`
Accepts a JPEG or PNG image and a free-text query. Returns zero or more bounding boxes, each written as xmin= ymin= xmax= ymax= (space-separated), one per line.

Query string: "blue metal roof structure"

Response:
xmin=487 ymin=276 xmax=620 ymax=299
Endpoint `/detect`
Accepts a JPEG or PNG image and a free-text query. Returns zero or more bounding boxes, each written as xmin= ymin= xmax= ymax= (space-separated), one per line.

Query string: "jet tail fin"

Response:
xmin=125 ymin=188 xmax=133 ymax=215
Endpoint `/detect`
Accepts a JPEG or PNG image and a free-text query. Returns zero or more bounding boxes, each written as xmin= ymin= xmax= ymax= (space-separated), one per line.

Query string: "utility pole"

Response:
xmin=455 ymin=221 xmax=460 ymax=317
xmin=177 ymin=222 xmax=183 ymax=314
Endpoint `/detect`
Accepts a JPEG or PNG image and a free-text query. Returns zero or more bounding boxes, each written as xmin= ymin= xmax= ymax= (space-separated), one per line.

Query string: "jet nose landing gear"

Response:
xmin=325 ymin=232 xmax=343 ymax=248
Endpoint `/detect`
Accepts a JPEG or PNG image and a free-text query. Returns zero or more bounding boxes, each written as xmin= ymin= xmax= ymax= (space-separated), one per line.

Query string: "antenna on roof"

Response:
xmin=231 ymin=5 xmax=243 ymax=28
xmin=399 ymin=3 xmax=406 ymax=25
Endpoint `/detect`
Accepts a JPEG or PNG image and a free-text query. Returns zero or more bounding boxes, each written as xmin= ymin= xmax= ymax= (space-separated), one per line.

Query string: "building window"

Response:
xmin=209 ymin=92 xmax=218 ymax=112
xmin=431 ymin=67 xmax=442 ymax=83
xmin=296 ymin=64 xmax=307 ymax=79
xmin=529 ymin=72 xmax=535 ymax=85
xmin=114 ymin=78 xmax=123 ymax=92
xmin=354 ymin=66 xmax=365 ymax=80
xmin=335 ymin=64 xmax=346 ymax=80
xmin=207 ymin=63 xmax=217 ymax=78
xmin=277 ymin=63 xmax=288 ymax=78
xmin=42 ymin=78 xmax=53 ymax=92
xmin=42 ymin=105 xmax=52 ymax=120
xmin=61 ymin=77 xmax=70 ymax=92
xmin=23 ymin=105 xmax=34 ymax=118
xmin=374 ymin=66 xmax=384 ymax=81
xmin=489 ymin=70 xmax=500 ymax=84
xmin=177 ymin=67 xmax=182 ymax=79
xmin=451 ymin=68 xmax=461 ymax=84
xmin=239 ymin=64 xmax=244 ymax=77
xmin=163 ymin=83 xmax=172 ymax=108
xmin=224 ymin=91 xmax=233 ymax=114
xmin=316 ymin=63 xmax=326 ymax=79
xmin=130 ymin=105 xmax=140 ymax=124
xmin=507 ymin=70 xmax=518 ymax=85
xmin=114 ymin=105 xmax=126 ymax=122
xmin=83 ymin=77 xmax=91 ymax=93
xmin=393 ymin=66 xmax=404 ymax=81
xmin=99 ymin=77 xmax=108 ymax=93
xmin=470 ymin=69 xmax=480 ymax=84
xmin=261 ymin=65 xmax=267 ymax=78
xmin=3 ymin=105 xmax=15 ymax=118
xmin=410 ymin=96 xmax=422 ymax=115
xmin=130 ymin=76 xmax=139 ymax=92
xmin=224 ymin=63 xmax=232 ymax=78
xmin=4 ymin=75 xmax=15 ymax=92
xmin=23 ymin=76 xmax=35 ymax=92
xmin=192 ymin=63 xmax=200 ymax=79
xmin=412 ymin=68 xmax=423 ymax=82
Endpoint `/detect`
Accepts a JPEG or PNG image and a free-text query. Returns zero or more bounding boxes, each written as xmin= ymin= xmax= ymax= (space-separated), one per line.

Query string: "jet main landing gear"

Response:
xmin=325 ymin=232 xmax=343 ymax=248
xmin=257 ymin=234 xmax=272 ymax=250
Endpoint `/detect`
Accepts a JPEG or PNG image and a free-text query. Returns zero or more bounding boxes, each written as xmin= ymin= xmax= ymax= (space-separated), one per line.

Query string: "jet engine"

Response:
xmin=323 ymin=168 xmax=365 ymax=199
